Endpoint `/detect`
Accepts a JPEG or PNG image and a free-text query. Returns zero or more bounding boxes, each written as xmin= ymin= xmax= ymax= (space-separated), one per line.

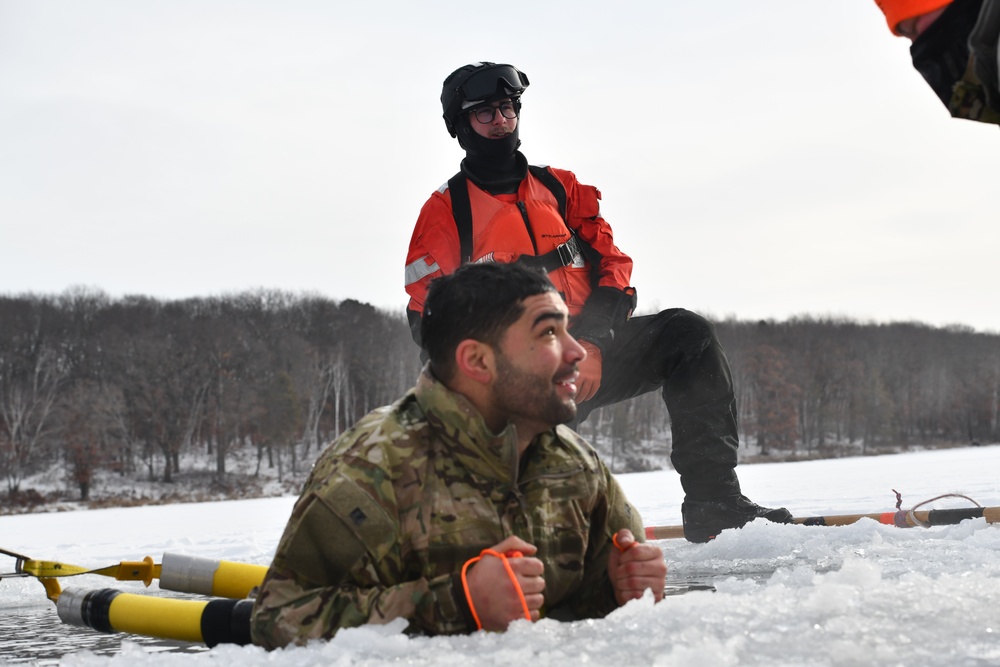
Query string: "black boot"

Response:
xmin=681 ymin=495 xmax=793 ymax=543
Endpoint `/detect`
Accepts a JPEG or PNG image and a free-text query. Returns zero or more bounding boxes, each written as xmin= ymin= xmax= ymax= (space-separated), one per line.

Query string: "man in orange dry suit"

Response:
xmin=403 ymin=62 xmax=792 ymax=543
xmin=874 ymin=0 xmax=1000 ymax=124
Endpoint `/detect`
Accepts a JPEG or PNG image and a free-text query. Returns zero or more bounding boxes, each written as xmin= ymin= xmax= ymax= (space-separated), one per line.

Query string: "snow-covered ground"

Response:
xmin=2 ymin=445 xmax=999 ymax=666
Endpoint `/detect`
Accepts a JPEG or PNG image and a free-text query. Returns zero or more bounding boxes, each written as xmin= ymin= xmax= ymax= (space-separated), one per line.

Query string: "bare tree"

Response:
xmin=0 ymin=297 xmax=69 ymax=492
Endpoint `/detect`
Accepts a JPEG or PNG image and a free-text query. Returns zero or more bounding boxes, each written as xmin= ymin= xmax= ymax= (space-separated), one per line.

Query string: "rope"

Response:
xmin=906 ymin=492 xmax=983 ymax=528
xmin=460 ymin=549 xmax=531 ymax=631
xmin=612 ymin=532 xmax=635 ymax=553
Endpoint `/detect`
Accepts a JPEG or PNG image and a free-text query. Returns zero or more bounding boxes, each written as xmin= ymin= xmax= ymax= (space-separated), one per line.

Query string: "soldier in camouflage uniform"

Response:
xmin=251 ymin=262 xmax=667 ymax=649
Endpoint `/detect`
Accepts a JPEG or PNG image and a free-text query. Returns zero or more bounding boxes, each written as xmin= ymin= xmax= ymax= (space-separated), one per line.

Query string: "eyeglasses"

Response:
xmin=470 ymin=100 xmax=520 ymax=124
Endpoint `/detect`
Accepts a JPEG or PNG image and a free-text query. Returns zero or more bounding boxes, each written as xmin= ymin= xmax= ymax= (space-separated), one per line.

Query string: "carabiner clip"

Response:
xmin=0 ymin=547 xmax=33 ymax=580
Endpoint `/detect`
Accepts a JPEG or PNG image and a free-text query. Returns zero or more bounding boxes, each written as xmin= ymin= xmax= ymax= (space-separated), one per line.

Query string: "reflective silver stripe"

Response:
xmin=160 ymin=552 xmax=218 ymax=596
xmin=56 ymin=587 xmax=89 ymax=628
xmin=405 ymin=257 xmax=441 ymax=286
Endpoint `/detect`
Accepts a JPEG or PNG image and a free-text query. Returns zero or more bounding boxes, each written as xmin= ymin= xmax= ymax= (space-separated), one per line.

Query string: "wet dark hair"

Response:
xmin=421 ymin=262 xmax=555 ymax=381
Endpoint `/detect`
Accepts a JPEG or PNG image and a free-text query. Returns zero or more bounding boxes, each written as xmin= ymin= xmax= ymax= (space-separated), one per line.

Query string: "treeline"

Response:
xmin=2 ymin=290 xmax=999 ymax=503
xmin=585 ymin=316 xmax=1000 ymax=465
xmin=720 ymin=317 xmax=1000 ymax=455
xmin=0 ymin=289 xmax=420 ymax=500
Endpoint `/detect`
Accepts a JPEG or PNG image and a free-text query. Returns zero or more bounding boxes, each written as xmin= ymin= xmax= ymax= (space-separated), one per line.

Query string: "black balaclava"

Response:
xmin=455 ymin=108 xmax=528 ymax=195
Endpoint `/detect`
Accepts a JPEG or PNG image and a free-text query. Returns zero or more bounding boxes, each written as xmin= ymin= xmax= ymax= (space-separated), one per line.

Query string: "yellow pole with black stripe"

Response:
xmin=56 ymin=587 xmax=254 ymax=646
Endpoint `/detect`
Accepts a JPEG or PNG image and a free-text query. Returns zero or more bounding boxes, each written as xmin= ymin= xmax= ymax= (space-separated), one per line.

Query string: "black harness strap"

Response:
xmin=448 ymin=172 xmax=475 ymax=264
xmin=526 ymin=166 xmax=605 ymax=278
xmin=449 ymin=165 xmax=603 ymax=278
xmin=527 ymin=164 xmax=567 ymax=220
xmin=514 ymin=235 xmax=581 ymax=273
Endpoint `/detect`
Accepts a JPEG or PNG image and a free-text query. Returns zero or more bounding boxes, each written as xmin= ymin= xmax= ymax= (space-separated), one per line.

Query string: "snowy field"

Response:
xmin=2 ymin=445 xmax=999 ymax=666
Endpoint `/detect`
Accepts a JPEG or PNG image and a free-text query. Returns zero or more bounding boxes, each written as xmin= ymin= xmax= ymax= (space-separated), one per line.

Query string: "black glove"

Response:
xmin=569 ymin=286 xmax=636 ymax=353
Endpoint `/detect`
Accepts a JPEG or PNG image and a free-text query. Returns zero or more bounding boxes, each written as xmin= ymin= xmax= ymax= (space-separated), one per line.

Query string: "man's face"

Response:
xmin=468 ymin=98 xmax=518 ymax=139
xmin=490 ymin=291 xmax=586 ymax=430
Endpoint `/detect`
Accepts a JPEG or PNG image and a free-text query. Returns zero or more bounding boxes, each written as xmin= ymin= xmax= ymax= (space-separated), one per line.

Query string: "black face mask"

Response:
xmin=456 ymin=116 xmax=521 ymax=162
xmin=910 ymin=0 xmax=1000 ymax=124
xmin=454 ymin=114 xmax=526 ymax=194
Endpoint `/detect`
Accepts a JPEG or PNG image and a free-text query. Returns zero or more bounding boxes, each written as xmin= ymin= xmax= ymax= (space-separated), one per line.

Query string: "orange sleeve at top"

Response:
xmin=873 ymin=0 xmax=953 ymax=35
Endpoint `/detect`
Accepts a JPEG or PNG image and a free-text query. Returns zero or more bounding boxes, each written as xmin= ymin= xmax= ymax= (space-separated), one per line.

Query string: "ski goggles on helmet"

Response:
xmin=455 ymin=64 xmax=530 ymax=106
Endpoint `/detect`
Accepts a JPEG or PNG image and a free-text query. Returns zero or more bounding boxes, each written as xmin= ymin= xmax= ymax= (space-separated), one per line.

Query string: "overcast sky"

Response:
xmin=2 ymin=1 xmax=997 ymax=334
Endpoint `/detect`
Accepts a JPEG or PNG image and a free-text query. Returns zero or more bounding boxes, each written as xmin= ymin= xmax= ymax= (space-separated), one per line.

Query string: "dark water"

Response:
xmin=0 ymin=602 xmax=208 ymax=665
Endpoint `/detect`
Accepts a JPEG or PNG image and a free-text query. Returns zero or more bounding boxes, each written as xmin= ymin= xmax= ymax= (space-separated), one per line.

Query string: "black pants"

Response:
xmin=573 ymin=309 xmax=742 ymax=501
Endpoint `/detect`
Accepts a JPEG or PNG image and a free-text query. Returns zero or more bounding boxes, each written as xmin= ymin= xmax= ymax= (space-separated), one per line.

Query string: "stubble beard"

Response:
xmin=494 ymin=352 xmax=577 ymax=429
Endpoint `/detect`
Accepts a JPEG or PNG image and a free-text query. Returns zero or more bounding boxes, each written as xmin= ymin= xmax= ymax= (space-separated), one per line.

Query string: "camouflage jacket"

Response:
xmin=250 ymin=366 xmax=645 ymax=649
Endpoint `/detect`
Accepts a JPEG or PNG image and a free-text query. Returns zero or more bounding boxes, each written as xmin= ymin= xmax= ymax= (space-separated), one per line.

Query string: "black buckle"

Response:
xmin=555 ymin=236 xmax=579 ymax=268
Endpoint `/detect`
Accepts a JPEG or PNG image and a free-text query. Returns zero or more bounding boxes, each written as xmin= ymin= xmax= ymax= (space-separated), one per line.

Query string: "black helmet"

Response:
xmin=441 ymin=62 xmax=530 ymax=137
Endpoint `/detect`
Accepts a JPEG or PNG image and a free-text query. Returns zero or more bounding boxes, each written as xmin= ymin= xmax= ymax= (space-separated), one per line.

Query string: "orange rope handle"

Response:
xmin=612 ymin=532 xmax=635 ymax=553
xmin=460 ymin=548 xmax=531 ymax=631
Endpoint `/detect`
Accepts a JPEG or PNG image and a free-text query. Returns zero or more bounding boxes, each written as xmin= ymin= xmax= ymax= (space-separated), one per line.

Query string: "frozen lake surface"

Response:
xmin=2 ymin=445 xmax=999 ymax=666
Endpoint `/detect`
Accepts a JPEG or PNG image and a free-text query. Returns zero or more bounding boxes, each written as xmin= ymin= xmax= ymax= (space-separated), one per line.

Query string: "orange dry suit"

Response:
xmin=404 ymin=165 xmax=636 ymax=349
